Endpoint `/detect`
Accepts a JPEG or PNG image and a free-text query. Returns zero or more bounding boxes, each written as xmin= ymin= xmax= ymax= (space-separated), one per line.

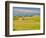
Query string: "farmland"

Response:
xmin=13 ymin=16 xmax=40 ymax=31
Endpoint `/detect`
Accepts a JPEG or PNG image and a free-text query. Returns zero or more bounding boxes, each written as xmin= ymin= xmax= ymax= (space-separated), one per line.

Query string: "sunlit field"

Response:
xmin=13 ymin=16 xmax=40 ymax=31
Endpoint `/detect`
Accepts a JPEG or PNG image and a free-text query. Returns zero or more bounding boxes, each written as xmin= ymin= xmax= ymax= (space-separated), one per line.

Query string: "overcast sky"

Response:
xmin=13 ymin=7 xmax=40 ymax=16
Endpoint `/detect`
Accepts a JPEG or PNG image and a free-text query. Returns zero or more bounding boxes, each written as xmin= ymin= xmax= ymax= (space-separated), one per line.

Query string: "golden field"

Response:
xmin=13 ymin=16 xmax=40 ymax=31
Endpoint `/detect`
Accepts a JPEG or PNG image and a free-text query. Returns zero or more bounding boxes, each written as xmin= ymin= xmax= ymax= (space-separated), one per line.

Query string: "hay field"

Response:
xmin=13 ymin=16 xmax=40 ymax=31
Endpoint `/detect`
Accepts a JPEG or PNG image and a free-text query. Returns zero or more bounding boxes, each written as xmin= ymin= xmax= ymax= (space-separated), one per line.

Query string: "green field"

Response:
xmin=13 ymin=16 xmax=40 ymax=31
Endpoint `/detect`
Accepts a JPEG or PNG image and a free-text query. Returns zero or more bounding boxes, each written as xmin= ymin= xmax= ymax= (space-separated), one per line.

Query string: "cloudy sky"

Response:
xmin=13 ymin=7 xmax=40 ymax=16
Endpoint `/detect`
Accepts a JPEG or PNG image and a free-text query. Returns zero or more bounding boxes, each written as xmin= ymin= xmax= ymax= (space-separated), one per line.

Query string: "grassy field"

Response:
xmin=13 ymin=16 xmax=40 ymax=31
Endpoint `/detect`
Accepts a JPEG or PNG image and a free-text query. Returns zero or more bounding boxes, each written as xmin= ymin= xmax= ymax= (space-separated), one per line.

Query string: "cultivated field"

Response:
xmin=13 ymin=16 xmax=40 ymax=31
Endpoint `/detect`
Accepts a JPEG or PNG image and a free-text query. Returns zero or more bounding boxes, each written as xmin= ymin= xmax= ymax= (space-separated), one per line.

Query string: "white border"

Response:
xmin=9 ymin=3 xmax=43 ymax=35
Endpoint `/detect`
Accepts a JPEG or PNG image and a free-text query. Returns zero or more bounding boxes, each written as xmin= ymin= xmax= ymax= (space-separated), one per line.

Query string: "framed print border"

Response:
xmin=5 ymin=1 xmax=45 ymax=37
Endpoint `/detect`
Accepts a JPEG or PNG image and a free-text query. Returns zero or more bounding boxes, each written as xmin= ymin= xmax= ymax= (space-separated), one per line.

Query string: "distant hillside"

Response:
xmin=13 ymin=12 xmax=40 ymax=16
